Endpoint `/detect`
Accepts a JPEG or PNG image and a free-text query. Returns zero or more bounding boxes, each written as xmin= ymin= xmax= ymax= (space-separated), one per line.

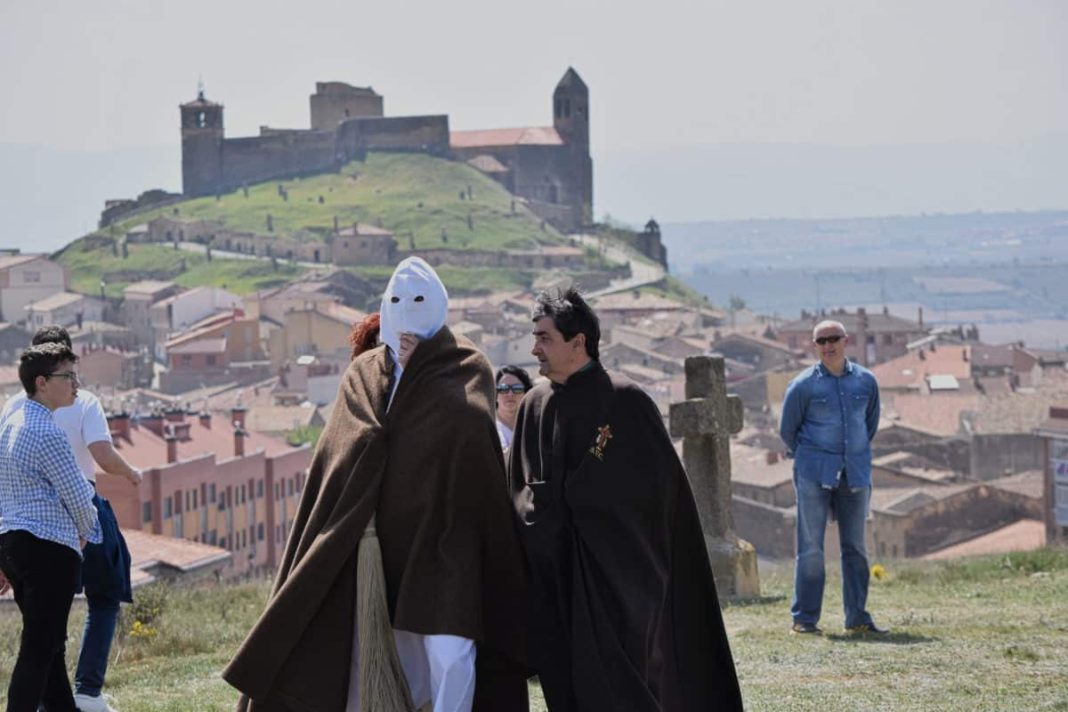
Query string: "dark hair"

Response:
xmin=532 ymin=287 xmax=600 ymax=360
xmin=19 ymin=342 xmax=78 ymax=397
xmin=495 ymin=364 xmax=534 ymax=391
xmin=31 ymin=325 xmax=73 ymax=350
xmin=349 ymin=312 xmax=381 ymax=360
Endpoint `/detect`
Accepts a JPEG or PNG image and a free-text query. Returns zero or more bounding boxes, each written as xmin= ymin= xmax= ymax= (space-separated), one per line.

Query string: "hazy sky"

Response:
xmin=1 ymin=0 xmax=1066 ymax=249
xmin=2 ymin=0 xmax=1065 ymax=152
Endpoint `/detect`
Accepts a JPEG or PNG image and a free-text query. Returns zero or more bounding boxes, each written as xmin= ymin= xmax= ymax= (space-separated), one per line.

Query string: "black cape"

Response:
xmin=509 ymin=363 xmax=743 ymax=712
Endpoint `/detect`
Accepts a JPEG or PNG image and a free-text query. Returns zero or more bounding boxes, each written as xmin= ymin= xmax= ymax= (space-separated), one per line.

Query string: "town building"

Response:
xmin=0 ymin=255 xmax=68 ymax=327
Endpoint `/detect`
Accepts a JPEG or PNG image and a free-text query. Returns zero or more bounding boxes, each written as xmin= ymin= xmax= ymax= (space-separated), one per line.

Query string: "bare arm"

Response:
xmin=88 ymin=441 xmax=143 ymax=485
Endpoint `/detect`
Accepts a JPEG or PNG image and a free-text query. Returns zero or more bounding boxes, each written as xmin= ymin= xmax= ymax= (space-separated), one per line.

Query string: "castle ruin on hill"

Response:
xmin=178 ymin=68 xmax=593 ymax=232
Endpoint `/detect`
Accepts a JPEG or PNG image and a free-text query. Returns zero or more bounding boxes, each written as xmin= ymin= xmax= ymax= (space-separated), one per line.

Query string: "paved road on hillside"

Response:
xmin=570 ymin=233 xmax=666 ymax=297
xmin=176 ymin=241 xmax=325 ymax=269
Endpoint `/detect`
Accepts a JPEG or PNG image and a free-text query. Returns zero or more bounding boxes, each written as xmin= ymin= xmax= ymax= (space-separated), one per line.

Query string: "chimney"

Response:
xmin=173 ymin=422 xmax=192 ymax=442
xmin=231 ymin=406 xmax=247 ymax=429
xmin=199 ymin=411 xmax=212 ymax=429
xmin=918 ymin=306 xmax=924 ymax=329
xmin=164 ymin=407 xmax=184 ymax=423
xmin=165 ymin=427 xmax=178 ymax=464
xmin=765 ymin=451 xmax=780 ymax=465
xmin=108 ymin=412 xmax=131 ymax=442
xmin=234 ymin=427 xmax=247 ymax=458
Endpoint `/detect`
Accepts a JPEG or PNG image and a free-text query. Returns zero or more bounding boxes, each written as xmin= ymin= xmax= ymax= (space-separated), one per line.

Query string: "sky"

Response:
xmin=1 ymin=0 xmax=1066 ymax=250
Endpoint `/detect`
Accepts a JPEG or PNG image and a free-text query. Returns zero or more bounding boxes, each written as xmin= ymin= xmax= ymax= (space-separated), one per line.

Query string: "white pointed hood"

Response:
xmin=379 ymin=256 xmax=449 ymax=358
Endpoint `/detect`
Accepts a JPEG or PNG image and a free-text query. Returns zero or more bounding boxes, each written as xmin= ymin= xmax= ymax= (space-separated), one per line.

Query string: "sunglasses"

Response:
xmin=496 ymin=384 xmax=528 ymax=394
xmin=814 ymin=335 xmax=844 ymax=345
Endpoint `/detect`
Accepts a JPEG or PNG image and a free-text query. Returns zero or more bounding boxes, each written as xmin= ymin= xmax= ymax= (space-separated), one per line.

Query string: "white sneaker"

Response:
xmin=74 ymin=693 xmax=118 ymax=712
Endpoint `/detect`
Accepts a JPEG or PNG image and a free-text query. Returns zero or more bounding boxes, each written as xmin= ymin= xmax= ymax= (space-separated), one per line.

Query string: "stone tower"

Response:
xmin=180 ymin=88 xmax=224 ymax=196
xmin=552 ymin=67 xmax=593 ymax=227
xmin=553 ymin=67 xmax=589 ymax=149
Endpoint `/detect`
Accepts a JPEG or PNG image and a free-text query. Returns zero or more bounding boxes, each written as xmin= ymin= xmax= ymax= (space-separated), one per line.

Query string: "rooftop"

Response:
xmin=124 ymin=529 xmax=231 ymax=587
xmin=25 ymin=291 xmax=85 ymax=312
xmin=872 ymin=345 xmax=971 ymax=390
xmin=0 ymin=254 xmax=46 ymax=271
xmin=922 ymin=519 xmax=1046 ymax=560
xmin=450 ymin=126 xmax=564 ymax=148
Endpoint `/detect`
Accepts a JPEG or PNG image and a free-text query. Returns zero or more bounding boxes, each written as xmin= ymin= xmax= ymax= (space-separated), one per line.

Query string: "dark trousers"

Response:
xmin=0 ymin=530 xmax=82 ymax=712
xmin=74 ymin=495 xmax=131 ymax=698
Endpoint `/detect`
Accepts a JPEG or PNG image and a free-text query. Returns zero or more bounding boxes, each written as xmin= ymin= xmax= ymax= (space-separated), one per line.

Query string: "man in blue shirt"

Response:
xmin=779 ymin=319 xmax=887 ymax=635
xmin=0 ymin=342 xmax=102 ymax=711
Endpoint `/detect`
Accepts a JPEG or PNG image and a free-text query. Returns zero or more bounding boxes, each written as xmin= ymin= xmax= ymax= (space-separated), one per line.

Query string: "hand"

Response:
xmin=79 ymin=537 xmax=87 ymax=550
xmin=398 ymin=332 xmax=421 ymax=368
xmin=126 ymin=468 xmax=143 ymax=485
xmin=0 ymin=570 xmax=10 ymax=596
xmin=514 ymin=485 xmax=535 ymax=519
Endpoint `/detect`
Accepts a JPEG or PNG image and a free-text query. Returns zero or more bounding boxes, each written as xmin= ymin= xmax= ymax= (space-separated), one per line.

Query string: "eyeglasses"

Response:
xmin=46 ymin=370 xmax=79 ymax=384
xmin=814 ymin=335 xmax=844 ymax=346
xmin=496 ymin=384 xmax=528 ymax=394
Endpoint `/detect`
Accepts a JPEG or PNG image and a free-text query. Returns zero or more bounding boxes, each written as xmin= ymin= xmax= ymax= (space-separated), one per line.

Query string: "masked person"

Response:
xmin=225 ymin=257 xmax=528 ymax=712
xmin=509 ymin=288 xmax=744 ymax=712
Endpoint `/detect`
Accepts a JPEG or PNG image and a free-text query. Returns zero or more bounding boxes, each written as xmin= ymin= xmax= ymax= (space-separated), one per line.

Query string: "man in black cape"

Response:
xmin=509 ymin=288 xmax=744 ymax=711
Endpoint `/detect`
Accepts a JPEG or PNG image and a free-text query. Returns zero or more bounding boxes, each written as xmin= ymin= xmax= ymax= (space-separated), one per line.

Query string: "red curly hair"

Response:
xmin=348 ymin=312 xmax=381 ymax=360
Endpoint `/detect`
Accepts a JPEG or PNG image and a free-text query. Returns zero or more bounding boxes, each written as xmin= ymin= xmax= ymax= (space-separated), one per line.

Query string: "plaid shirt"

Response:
xmin=0 ymin=398 xmax=101 ymax=555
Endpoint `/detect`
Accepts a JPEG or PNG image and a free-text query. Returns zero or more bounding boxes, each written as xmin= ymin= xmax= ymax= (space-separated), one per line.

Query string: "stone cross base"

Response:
xmin=706 ymin=535 xmax=760 ymax=601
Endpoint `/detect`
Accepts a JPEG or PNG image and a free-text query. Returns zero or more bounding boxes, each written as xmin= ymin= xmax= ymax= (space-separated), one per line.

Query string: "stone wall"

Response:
xmin=731 ymin=496 xmax=796 ymax=559
xmin=220 ymin=130 xmax=338 ymax=191
xmin=969 ymin=433 xmax=1044 ymax=481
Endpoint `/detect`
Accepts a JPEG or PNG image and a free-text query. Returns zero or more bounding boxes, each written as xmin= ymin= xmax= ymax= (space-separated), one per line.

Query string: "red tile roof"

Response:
xmin=450 ymin=127 xmax=564 ymax=148
xmin=872 ymin=345 xmax=972 ymax=390
xmin=111 ymin=413 xmax=295 ymax=471
xmin=922 ymin=519 xmax=1046 ymax=560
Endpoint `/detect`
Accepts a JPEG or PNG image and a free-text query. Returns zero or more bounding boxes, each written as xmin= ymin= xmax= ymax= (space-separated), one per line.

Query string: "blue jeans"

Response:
xmin=75 ymin=495 xmax=132 ymax=698
xmin=791 ymin=473 xmax=875 ymax=628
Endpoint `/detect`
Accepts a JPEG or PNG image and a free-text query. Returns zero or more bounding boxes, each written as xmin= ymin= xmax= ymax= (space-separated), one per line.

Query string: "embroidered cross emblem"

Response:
xmin=588 ymin=424 xmax=613 ymax=460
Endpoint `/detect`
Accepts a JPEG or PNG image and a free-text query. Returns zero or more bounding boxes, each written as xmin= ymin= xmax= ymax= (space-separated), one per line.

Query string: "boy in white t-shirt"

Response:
xmin=0 ymin=326 xmax=142 ymax=712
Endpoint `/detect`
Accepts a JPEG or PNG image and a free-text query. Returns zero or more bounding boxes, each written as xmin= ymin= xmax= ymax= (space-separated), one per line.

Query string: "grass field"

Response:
xmin=2 ymin=549 xmax=1065 ymax=711
xmin=104 ymin=153 xmax=563 ymax=252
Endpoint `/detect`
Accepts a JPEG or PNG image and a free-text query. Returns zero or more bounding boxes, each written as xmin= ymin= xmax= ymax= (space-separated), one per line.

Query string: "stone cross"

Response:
xmin=669 ymin=355 xmax=759 ymax=599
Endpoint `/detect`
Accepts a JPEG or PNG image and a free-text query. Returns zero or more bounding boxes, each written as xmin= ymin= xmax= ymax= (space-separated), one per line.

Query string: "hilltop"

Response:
xmin=56 ymin=152 xmax=595 ymax=299
xmin=2 ymin=549 xmax=1064 ymax=710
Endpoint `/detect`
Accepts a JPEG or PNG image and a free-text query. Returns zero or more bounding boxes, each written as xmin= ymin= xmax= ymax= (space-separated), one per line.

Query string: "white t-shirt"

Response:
xmin=2 ymin=390 xmax=112 ymax=484
xmin=496 ymin=419 xmax=514 ymax=451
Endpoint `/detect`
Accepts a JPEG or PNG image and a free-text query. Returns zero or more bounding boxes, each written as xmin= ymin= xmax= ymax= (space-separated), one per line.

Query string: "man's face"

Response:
xmin=38 ymin=359 xmax=79 ymax=409
xmin=532 ymin=317 xmax=585 ymax=384
xmin=812 ymin=325 xmax=848 ymax=368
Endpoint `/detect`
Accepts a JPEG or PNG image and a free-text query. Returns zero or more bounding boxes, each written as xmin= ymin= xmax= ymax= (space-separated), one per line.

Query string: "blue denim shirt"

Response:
xmin=779 ymin=360 xmax=880 ymax=489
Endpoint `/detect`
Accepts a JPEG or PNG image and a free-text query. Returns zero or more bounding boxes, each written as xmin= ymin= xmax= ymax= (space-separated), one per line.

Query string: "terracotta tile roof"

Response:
xmin=886 ymin=392 xmax=979 ymax=436
xmin=450 ymin=127 xmax=564 ymax=148
xmin=872 ymin=345 xmax=972 ymax=390
xmin=870 ymin=484 xmax=976 ymax=515
xmin=123 ymin=529 xmax=231 ymax=581
xmin=712 ymin=331 xmax=803 ymax=355
xmin=921 ymin=519 xmax=1046 ymax=560
xmin=167 ymin=337 xmax=227 ymax=355
xmin=123 ymin=280 xmax=175 ymax=297
xmin=242 ymin=405 xmax=321 ymax=434
xmin=779 ymin=311 xmax=923 ymax=335
xmin=25 ymin=291 xmax=85 ymax=312
xmin=872 ymin=451 xmax=957 ymax=482
xmin=986 ymin=470 xmax=1044 ymax=499
xmin=0 ymin=254 xmax=44 ymax=271
xmin=731 ymin=444 xmax=794 ymax=487
xmin=591 ymin=292 xmax=688 ymax=312
xmin=111 ymin=413 xmax=294 ymax=469
xmin=466 ymin=155 xmax=510 ymax=173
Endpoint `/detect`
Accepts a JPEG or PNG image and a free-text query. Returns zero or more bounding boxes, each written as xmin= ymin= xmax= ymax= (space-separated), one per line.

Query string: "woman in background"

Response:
xmin=494 ymin=365 xmax=533 ymax=451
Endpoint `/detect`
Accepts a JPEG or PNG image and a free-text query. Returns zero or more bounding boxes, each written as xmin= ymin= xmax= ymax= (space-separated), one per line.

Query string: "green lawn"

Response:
xmin=58 ymin=242 xmax=307 ymax=299
xmin=2 ymin=549 xmax=1066 ymax=710
xmin=106 ymin=152 xmax=564 ymax=252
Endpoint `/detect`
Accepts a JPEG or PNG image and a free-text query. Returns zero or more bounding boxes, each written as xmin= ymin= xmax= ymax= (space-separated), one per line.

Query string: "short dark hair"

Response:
xmin=19 ymin=342 xmax=78 ymax=397
xmin=31 ymin=325 xmax=73 ymax=350
xmin=532 ymin=287 xmax=600 ymax=360
xmin=495 ymin=364 xmax=534 ymax=391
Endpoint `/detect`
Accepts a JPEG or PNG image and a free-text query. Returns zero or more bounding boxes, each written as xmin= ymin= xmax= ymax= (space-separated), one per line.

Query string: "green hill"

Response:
xmin=57 ymin=152 xmax=588 ymax=298
xmin=2 ymin=549 xmax=1065 ymax=710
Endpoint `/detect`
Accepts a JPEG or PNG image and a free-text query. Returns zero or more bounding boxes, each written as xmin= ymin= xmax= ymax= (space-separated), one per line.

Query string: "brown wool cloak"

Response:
xmin=224 ymin=327 xmax=528 ymax=711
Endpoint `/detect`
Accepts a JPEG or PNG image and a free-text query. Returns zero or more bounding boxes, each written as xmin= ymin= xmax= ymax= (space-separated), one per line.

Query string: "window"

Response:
xmin=192 ymin=489 xmax=198 ymax=509
xmin=181 ymin=355 xmax=192 ymax=366
xmin=219 ymin=537 xmax=227 ymax=550
xmin=210 ymin=484 xmax=217 ymax=503
xmin=163 ymin=498 xmax=173 ymax=518
xmin=287 ymin=479 xmax=294 ymax=497
xmin=23 ymin=270 xmax=41 ymax=283
xmin=882 ymin=334 xmax=894 ymax=346
xmin=185 ymin=491 xmax=192 ymax=511
xmin=206 ymin=355 xmax=217 ymax=366
xmin=257 ymin=480 xmax=264 ymax=498
xmin=209 ymin=530 xmax=217 ymax=545
xmin=240 ymin=484 xmax=247 ymax=503
xmin=258 ymin=523 xmax=265 ymax=541
xmin=142 ymin=502 xmax=152 ymax=523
